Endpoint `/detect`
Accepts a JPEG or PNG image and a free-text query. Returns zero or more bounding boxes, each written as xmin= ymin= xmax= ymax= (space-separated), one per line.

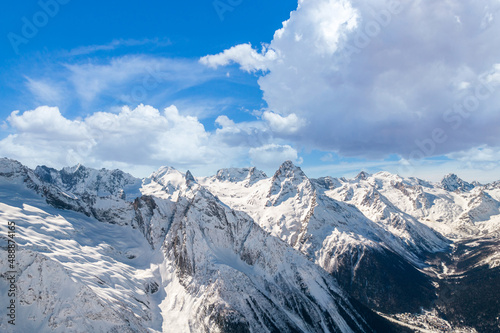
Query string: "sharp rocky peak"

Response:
xmin=268 ymin=161 xmax=312 ymax=200
xmin=215 ymin=167 xmax=267 ymax=184
xmin=185 ymin=170 xmax=195 ymax=183
xmin=272 ymin=160 xmax=307 ymax=181
xmin=441 ymin=173 xmax=474 ymax=192
xmin=62 ymin=163 xmax=86 ymax=174
xmin=34 ymin=165 xmax=59 ymax=183
xmin=38 ymin=164 xmax=91 ymax=188
xmin=0 ymin=158 xmax=41 ymax=188
xmin=355 ymin=171 xmax=371 ymax=181
xmin=149 ymin=166 xmax=188 ymax=184
xmin=0 ymin=157 xmax=28 ymax=175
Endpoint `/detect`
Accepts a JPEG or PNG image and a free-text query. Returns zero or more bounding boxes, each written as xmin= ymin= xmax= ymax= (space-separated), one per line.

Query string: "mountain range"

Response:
xmin=1 ymin=158 xmax=499 ymax=332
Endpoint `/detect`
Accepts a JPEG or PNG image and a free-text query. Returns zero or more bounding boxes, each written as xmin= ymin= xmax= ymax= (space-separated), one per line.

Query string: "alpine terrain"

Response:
xmin=1 ymin=158 xmax=499 ymax=332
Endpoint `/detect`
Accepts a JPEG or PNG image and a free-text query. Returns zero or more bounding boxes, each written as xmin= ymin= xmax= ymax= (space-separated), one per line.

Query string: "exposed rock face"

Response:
xmin=441 ymin=173 xmax=475 ymax=192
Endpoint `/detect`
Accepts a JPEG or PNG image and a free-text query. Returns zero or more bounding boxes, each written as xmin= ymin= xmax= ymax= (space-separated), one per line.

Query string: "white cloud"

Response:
xmin=0 ymin=106 xmax=91 ymax=172
xmin=201 ymin=0 xmax=500 ymax=161
xmin=0 ymin=105 xmax=232 ymax=176
xmin=8 ymin=106 xmax=88 ymax=141
xmin=249 ymin=144 xmax=301 ymax=170
xmin=320 ymin=153 xmax=334 ymax=162
xmin=66 ymin=38 xmax=171 ymax=56
xmin=214 ymin=114 xmax=271 ymax=148
xmin=65 ymin=56 xmax=164 ymax=103
xmin=0 ymin=105 xmax=304 ymax=177
xmin=262 ymin=111 xmax=304 ymax=134
xmin=215 ymin=115 xmax=236 ymax=130
xmin=447 ymin=145 xmax=500 ymax=170
xmin=200 ymin=43 xmax=277 ymax=72
xmin=35 ymin=55 xmax=222 ymax=109
xmin=24 ymin=77 xmax=63 ymax=104
xmin=273 ymin=0 xmax=358 ymax=55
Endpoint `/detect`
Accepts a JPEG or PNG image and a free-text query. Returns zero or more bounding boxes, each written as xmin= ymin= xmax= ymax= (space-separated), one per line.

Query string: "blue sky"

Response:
xmin=1 ymin=0 xmax=500 ymax=182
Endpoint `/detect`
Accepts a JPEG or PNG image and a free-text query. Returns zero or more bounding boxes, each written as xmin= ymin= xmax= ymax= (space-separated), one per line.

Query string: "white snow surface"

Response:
xmin=2 ymin=158 xmax=500 ymax=332
xmin=1 ymin=158 xmax=372 ymax=333
xmin=200 ymin=163 xmax=454 ymax=273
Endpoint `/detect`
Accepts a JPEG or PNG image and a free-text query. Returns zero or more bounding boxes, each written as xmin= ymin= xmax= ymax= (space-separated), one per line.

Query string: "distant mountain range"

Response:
xmin=1 ymin=158 xmax=498 ymax=332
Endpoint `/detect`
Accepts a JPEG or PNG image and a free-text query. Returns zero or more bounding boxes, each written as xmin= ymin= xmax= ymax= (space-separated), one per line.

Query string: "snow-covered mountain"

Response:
xmin=1 ymin=158 xmax=499 ymax=332
xmin=440 ymin=173 xmax=475 ymax=192
xmin=201 ymin=162 xmax=500 ymax=331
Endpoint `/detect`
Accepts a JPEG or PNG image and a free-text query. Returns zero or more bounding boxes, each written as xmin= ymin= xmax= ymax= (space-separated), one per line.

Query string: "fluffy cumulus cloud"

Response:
xmin=201 ymin=0 xmax=500 ymax=162
xmin=0 ymin=105 xmax=243 ymax=176
xmin=0 ymin=105 xmax=303 ymax=176
xmin=263 ymin=111 xmax=304 ymax=135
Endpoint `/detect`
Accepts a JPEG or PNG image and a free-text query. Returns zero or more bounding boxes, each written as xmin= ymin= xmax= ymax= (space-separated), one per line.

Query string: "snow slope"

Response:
xmin=199 ymin=161 xmax=500 ymax=321
xmin=200 ymin=162 xmax=449 ymax=272
xmin=1 ymin=158 xmax=499 ymax=332
xmin=0 ymin=180 xmax=158 ymax=332
xmin=1 ymin=158 xmax=401 ymax=332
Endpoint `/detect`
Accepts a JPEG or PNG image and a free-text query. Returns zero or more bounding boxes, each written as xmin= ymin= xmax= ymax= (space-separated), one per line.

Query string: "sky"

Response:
xmin=1 ymin=0 xmax=500 ymax=182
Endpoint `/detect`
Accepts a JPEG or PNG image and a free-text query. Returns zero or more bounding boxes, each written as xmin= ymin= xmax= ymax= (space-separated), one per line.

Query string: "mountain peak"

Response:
xmin=0 ymin=158 xmax=36 ymax=183
xmin=278 ymin=160 xmax=296 ymax=171
xmin=1 ymin=157 xmax=498 ymax=332
xmin=355 ymin=171 xmax=370 ymax=180
xmin=247 ymin=166 xmax=267 ymax=179
xmin=443 ymin=173 xmax=459 ymax=180
xmin=150 ymin=166 xmax=179 ymax=179
xmin=34 ymin=165 xmax=58 ymax=183
xmin=185 ymin=170 xmax=195 ymax=182
xmin=215 ymin=167 xmax=267 ymax=184
xmin=269 ymin=161 xmax=311 ymax=200
xmin=62 ymin=163 xmax=85 ymax=174
xmin=34 ymin=164 xmax=141 ymax=199
xmin=147 ymin=166 xmax=186 ymax=189
xmin=472 ymin=180 xmax=483 ymax=187
xmin=441 ymin=173 xmax=474 ymax=192
xmin=0 ymin=157 xmax=25 ymax=174
xmin=273 ymin=160 xmax=305 ymax=180
xmin=312 ymin=176 xmax=341 ymax=190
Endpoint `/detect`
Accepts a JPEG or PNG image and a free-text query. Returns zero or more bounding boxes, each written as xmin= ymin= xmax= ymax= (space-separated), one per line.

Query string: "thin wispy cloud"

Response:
xmin=18 ymin=55 xmax=227 ymax=112
xmin=24 ymin=77 xmax=64 ymax=105
xmin=65 ymin=38 xmax=172 ymax=56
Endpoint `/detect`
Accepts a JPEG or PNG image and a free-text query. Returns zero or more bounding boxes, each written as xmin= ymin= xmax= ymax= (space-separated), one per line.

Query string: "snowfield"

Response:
xmin=1 ymin=158 xmax=498 ymax=332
